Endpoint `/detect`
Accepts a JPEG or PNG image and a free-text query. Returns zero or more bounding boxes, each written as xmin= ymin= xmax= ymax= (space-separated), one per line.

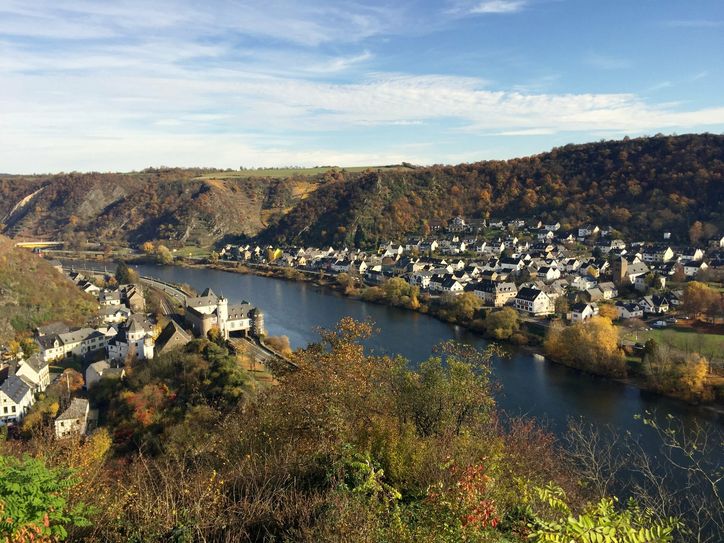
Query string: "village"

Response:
xmin=1 ymin=215 xmax=722 ymax=439
xmin=224 ymin=216 xmax=722 ymax=322
xmin=0 ymin=260 xmax=266 ymax=438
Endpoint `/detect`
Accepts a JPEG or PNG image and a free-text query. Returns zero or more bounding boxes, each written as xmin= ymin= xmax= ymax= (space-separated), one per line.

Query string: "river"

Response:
xmin=117 ymin=263 xmax=721 ymax=438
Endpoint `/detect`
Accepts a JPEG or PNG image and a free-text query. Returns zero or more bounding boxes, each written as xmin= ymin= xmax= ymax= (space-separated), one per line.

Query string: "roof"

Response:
xmin=516 ymin=287 xmax=545 ymax=302
xmin=125 ymin=314 xmax=153 ymax=334
xmin=88 ymin=360 xmax=110 ymax=374
xmin=22 ymin=353 xmax=48 ymax=373
xmin=155 ymin=321 xmax=192 ymax=352
xmin=0 ymin=374 xmax=31 ymax=403
xmin=57 ymin=328 xmax=100 ymax=345
xmin=571 ymin=302 xmax=591 ymax=313
xmin=56 ymin=398 xmax=89 ymax=422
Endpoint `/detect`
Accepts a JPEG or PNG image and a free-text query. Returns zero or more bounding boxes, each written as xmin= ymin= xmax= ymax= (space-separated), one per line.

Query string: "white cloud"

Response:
xmin=469 ymin=1 xmax=527 ymax=14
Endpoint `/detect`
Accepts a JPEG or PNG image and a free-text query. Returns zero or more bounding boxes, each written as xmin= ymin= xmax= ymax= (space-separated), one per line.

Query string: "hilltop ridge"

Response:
xmin=1 ymin=134 xmax=722 ymax=249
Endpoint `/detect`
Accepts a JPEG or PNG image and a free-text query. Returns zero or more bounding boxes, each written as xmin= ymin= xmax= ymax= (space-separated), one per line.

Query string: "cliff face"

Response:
xmin=0 ymin=169 xmax=321 ymax=247
xmin=0 ymin=235 xmax=97 ymax=344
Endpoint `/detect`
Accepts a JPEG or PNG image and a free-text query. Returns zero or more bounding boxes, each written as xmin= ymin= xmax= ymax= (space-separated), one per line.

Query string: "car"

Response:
xmin=666 ymin=317 xmax=678 ymax=324
xmin=652 ymin=320 xmax=668 ymax=328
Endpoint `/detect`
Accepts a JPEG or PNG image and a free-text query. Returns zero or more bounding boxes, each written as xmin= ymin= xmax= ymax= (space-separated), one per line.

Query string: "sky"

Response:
xmin=1 ymin=0 xmax=723 ymax=173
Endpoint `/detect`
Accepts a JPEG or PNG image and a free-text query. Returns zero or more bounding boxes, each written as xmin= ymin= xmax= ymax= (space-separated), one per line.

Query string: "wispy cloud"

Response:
xmin=662 ymin=19 xmax=722 ymax=28
xmin=584 ymin=53 xmax=633 ymax=70
xmin=469 ymin=1 xmax=528 ymax=14
xmin=0 ymin=0 xmax=722 ymax=172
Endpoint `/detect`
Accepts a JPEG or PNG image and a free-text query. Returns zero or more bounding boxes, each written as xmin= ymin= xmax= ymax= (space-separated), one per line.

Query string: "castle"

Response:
xmin=184 ymin=288 xmax=264 ymax=339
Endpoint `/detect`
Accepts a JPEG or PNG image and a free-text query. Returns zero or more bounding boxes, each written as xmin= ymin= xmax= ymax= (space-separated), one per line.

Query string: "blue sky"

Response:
xmin=1 ymin=0 xmax=723 ymax=173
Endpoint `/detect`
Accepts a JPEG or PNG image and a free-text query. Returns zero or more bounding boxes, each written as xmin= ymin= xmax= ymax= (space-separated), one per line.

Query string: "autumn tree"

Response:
xmin=484 ymin=307 xmax=520 ymax=339
xmin=544 ymin=317 xmax=626 ymax=377
xmin=683 ymin=281 xmax=720 ymax=320
xmin=155 ymin=245 xmax=174 ymax=265
xmin=689 ymin=220 xmax=703 ymax=244
xmin=597 ymin=303 xmax=619 ymax=321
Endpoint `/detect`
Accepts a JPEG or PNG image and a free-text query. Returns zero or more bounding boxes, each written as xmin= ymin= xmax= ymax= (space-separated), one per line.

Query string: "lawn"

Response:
xmin=620 ymin=325 xmax=724 ymax=363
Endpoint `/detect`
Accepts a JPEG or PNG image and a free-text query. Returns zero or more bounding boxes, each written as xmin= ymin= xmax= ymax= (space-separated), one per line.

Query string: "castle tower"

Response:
xmin=251 ymin=308 xmax=265 ymax=337
xmin=217 ymin=296 xmax=229 ymax=339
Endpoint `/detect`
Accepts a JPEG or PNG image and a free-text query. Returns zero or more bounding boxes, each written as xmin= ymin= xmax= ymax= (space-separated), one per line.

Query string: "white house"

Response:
xmin=14 ymin=354 xmax=50 ymax=393
xmin=55 ymin=398 xmax=89 ymax=439
xmin=615 ymin=302 xmax=644 ymax=320
xmin=569 ymin=302 xmax=598 ymax=322
xmin=514 ymin=288 xmax=554 ymax=317
xmin=107 ymin=315 xmax=155 ymax=362
xmin=0 ymin=374 xmax=34 ymax=424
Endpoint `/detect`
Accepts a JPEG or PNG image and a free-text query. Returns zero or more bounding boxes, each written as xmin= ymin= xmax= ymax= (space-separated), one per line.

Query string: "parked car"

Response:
xmin=652 ymin=320 xmax=668 ymax=328
xmin=666 ymin=317 xmax=678 ymax=324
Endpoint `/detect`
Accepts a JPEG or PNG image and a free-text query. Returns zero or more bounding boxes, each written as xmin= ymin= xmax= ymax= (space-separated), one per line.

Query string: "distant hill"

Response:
xmin=260 ymin=134 xmax=724 ymax=247
xmin=1 ymin=134 xmax=722 ymax=249
xmin=0 ymin=236 xmax=96 ymax=344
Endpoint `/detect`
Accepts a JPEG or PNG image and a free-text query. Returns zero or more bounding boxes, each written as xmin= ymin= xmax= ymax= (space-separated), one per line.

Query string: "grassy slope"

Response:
xmin=0 ymin=235 xmax=97 ymax=344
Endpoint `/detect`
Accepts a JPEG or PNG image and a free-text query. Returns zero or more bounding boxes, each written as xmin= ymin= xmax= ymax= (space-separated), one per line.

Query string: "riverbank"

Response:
xmin=58 ymin=253 xmax=722 ymax=408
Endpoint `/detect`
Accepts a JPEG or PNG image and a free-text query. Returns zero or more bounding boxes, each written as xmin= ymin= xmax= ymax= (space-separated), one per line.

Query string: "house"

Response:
xmin=500 ymin=257 xmax=525 ymax=272
xmin=155 ymin=321 xmax=193 ymax=355
xmin=514 ymin=288 xmax=554 ymax=317
xmin=99 ymin=305 xmax=131 ymax=324
xmin=122 ymin=285 xmax=146 ymax=312
xmin=537 ymin=266 xmax=561 ymax=283
xmin=85 ymin=361 xmax=125 ymax=388
xmin=544 ymin=222 xmax=561 ymax=231
xmin=640 ymin=295 xmax=670 ymax=314
xmin=55 ymin=398 xmax=89 ymax=439
xmin=14 ymin=354 xmax=50 ymax=393
xmin=0 ymin=373 xmax=34 ymax=424
xmin=37 ymin=328 xmax=111 ymax=362
xmin=470 ymin=280 xmax=517 ymax=307
xmin=107 ymin=315 xmax=155 ymax=362
xmin=99 ymin=289 xmax=122 ymax=306
xmin=683 ymin=260 xmax=708 ymax=278
xmin=678 ymin=247 xmax=705 ymax=262
xmin=598 ymin=282 xmax=618 ymax=300
xmin=440 ymin=277 xmax=464 ymax=294
xmin=641 ymin=245 xmax=674 ymax=264
xmin=578 ymin=225 xmax=600 ymax=238
xmin=615 ymin=301 xmax=644 ymax=320
xmin=569 ymin=302 xmax=598 ymax=322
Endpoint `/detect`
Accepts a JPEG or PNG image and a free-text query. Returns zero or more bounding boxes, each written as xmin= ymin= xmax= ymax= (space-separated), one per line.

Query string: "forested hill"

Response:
xmin=0 ymin=235 xmax=96 ymax=343
xmin=0 ymin=134 xmax=722 ymax=249
xmin=260 ymin=134 xmax=724 ymax=247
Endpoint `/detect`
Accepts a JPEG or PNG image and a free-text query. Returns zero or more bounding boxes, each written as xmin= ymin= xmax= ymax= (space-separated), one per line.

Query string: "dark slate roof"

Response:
xmin=36 ymin=322 xmax=70 ymax=336
xmin=0 ymin=374 xmax=31 ymax=403
xmin=571 ymin=302 xmax=590 ymax=313
xmin=516 ymin=287 xmax=544 ymax=302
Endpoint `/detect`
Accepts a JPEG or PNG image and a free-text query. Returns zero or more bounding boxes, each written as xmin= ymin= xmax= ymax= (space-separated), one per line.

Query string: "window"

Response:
xmin=11 ymin=406 xmax=15 ymax=413
xmin=3 ymin=407 xmax=7 ymax=413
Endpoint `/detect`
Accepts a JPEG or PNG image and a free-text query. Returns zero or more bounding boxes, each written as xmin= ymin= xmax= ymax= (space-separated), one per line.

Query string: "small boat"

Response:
xmin=533 ymin=353 xmax=545 ymax=361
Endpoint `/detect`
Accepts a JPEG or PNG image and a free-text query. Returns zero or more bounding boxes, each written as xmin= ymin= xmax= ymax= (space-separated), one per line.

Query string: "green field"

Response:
xmin=193 ymin=164 xmax=413 ymax=180
xmin=621 ymin=326 xmax=724 ymax=363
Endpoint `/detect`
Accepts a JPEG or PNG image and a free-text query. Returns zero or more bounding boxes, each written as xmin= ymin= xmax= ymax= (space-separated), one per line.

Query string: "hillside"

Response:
xmin=1 ymin=135 xmax=722 ymax=249
xmin=0 ymin=168 xmax=335 ymax=247
xmin=261 ymin=134 xmax=724 ymax=247
xmin=0 ymin=236 xmax=97 ymax=344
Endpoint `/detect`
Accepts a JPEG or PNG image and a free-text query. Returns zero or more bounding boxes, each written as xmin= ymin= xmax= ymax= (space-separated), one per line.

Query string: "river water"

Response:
xmin=120 ymin=263 xmax=722 ymax=440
